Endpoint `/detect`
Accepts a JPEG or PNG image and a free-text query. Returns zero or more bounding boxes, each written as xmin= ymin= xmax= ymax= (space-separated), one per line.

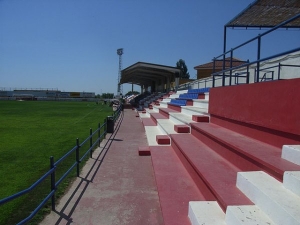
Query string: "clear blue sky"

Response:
xmin=1 ymin=0 xmax=299 ymax=95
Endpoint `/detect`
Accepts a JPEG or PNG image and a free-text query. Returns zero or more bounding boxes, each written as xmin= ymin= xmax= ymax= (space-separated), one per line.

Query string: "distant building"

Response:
xmin=0 ymin=89 xmax=95 ymax=100
xmin=194 ymin=57 xmax=246 ymax=80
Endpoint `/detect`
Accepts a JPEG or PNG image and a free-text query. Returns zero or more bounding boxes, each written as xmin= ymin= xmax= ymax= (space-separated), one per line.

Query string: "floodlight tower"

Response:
xmin=117 ymin=48 xmax=123 ymax=97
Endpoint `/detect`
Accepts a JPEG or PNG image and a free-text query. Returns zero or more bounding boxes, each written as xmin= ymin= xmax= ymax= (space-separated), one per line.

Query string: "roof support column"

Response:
xmin=166 ymin=76 xmax=170 ymax=92
xmin=159 ymin=79 xmax=165 ymax=92
xmin=155 ymin=79 xmax=162 ymax=92
xmin=152 ymin=81 xmax=156 ymax=93
xmin=222 ymin=26 xmax=227 ymax=86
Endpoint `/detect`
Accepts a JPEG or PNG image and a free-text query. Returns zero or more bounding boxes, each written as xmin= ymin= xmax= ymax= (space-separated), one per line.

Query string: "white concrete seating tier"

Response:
xmin=141 ymin=91 xmax=210 ymax=146
xmin=282 ymin=145 xmax=300 ymax=166
xmin=189 ymin=171 xmax=300 ymax=225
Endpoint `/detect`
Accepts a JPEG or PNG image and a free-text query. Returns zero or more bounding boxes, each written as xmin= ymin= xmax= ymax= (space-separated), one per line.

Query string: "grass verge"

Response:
xmin=0 ymin=100 xmax=113 ymax=224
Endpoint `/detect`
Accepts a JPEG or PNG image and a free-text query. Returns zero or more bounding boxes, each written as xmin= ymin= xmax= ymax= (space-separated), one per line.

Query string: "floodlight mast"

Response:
xmin=117 ymin=48 xmax=123 ymax=97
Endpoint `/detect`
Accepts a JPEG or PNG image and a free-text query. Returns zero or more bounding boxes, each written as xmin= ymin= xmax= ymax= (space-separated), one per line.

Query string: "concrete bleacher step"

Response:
xmin=174 ymin=124 xmax=190 ymax=133
xmin=157 ymin=118 xmax=183 ymax=135
xmin=150 ymin=112 xmax=168 ymax=124
xmin=237 ymin=171 xmax=300 ymax=225
xmin=138 ymin=111 xmax=150 ymax=118
xmin=169 ymin=112 xmax=195 ymax=125
xmin=156 ymin=134 xmax=170 ymax=145
xmin=188 ymin=201 xmax=226 ymax=225
xmin=181 ymin=106 xmax=209 ymax=116
xmin=150 ymin=146 xmax=205 ymax=225
xmin=149 ymin=105 xmax=209 ymax=127
xmin=156 ymin=100 xmax=168 ymax=108
xmin=189 ymin=202 xmax=276 ymax=225
xmin=282 ymin=145 xmax=300 ymax=166
xmin=176 ymin=90 xmax=188 ymax=94
xmin=141 ymin=118 xmax=156 ymax=127
xmin=192 ymin=115 xmax=209 ymax=122
xmin=283 ymin=171 xmax=300 ymax=196
xmin=225 ymin=205 xmax=276 ymax=225
xmin=160 ymin=98 xmax=171 ymax=103
xmin=191 ymin=122 xmax=300 ymax=181
xmin=144 ymin=126 xmax=165 ymax=146
xmin=170 ymin=133 xmax=252 ymax=210
xmin=191 ymin=99 xmax=209 ymax=109
xmin=159 ymin=107 xmax=179 ymax=118
xmin=138 ymin=146 xmax=151 ymax=156
xmin=168 ymin=93 xmax=180 ymax=99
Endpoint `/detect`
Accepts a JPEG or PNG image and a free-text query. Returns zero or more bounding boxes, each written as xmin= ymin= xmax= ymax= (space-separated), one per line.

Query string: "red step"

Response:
xmin=141 ymin=118 xmax=156 ymax=126
xmin=190 ymin=122 xmax=300 ymax=181
xmin=170 ymin=133 xmax=253 ymax=211
xmin=192 ymin=115 xmax=209 ymax=122
xmin=150 ymin=146 xmax=205 ymax=225
xmin=187 ymin=100 xmax=193 ymax=106
xmin=156 ymin=135 xmax=170 ymax=145
xmin=198 ymin=93 xmax=205 ymax=99
xmin=159 ymin=107 xmax=179 ymax=118
xmin=138 ymin=146 xmax=151 ymax=156
xmin=167 ymin=104 xmax=181 ymax=112
xmin=174 ymin=125 xmax=190 ymax=133
xmin=150 ymin=113 xmax=168 ymax=125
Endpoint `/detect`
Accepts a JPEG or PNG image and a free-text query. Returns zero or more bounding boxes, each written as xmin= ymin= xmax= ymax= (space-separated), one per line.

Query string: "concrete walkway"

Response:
xmin=40 ymin=109 xmax=164 ymax=225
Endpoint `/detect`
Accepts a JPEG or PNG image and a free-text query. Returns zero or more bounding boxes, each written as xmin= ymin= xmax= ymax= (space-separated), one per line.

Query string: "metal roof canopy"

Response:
xmin=225 ymin=0 xmax=300 ymax=28
xmin=120 ymin=62 xmax=180 ymax=88
xmin=211 ymin=0 xmax=300 ymax=87
xmin=222 ymin=0 xmax=300 ymax=67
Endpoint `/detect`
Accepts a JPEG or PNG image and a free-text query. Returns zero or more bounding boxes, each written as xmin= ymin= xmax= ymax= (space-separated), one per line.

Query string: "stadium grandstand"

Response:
xmin=119 ymin=1 xmax=300 ymax=224
xmin=3 ymin=0 xmax=300 ymax=224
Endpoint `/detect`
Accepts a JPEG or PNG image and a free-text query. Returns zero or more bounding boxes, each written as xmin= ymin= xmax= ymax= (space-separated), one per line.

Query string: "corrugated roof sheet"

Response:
xmin=226 ymin=0 xmax=300 ymax=28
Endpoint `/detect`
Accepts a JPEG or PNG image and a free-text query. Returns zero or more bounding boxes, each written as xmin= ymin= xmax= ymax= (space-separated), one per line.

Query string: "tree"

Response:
xmin=102 ymin=93 xmax=114 ymax=99
xmin=176 ymin=59 xmax=190 ymax=79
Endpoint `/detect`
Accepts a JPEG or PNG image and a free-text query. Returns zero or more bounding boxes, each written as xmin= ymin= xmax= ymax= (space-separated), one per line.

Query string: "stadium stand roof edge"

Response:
xmin=225 ymin=0 xmax=300 ymax=28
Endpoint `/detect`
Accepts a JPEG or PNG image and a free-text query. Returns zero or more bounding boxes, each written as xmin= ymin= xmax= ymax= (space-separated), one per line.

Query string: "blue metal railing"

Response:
xmin=212 ymin=13 xmax=300 ymax=87
xmin=212 ymin=47 xmax=300 ymax=87
xmin=0 ymin=105 xmax=123 ymax=225
xmin=177 ymin=76 xmax=223 ymax=91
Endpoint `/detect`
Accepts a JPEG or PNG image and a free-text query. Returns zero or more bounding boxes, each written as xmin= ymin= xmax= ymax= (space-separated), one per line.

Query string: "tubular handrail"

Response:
xmin=215 ymin=13 xmax=300 ymax=60
xmin=212 ymin=47 xmax=300 ymax=77
xmin=56 ymin=162 xmax=78 ymax=187
xmin=0 ymin=167 xmax=55 ymax=205
xmin=177 ymin=14 xmax=300 ymax=91
xmin=17 ymin=190 xmax=56 ymax=225
xmin=212 ymin=13 xmax=300 ymax=87
xmin=0 ymin=105 xmax=123 ymax=224
xmin=54 ymin=145 xmax=78 ymax=166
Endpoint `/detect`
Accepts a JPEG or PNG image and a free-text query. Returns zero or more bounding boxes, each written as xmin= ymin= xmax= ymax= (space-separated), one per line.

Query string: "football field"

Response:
xmin=0 ymin=100 xmax=113 ymax=224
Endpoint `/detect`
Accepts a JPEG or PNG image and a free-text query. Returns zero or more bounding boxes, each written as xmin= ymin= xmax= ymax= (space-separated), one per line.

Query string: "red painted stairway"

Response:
xmin=139 ymin=78 xmax=300 ymax=225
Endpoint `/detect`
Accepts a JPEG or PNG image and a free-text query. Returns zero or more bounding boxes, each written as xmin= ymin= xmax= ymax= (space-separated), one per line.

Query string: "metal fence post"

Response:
xmin=76 ymin=138 xmax=80 ymax=177
xmin=256 ymin=34 xmax=261 ymax=82
xmin=212 ymin=58 xmax=216 ymax=87
xmin=278 ymin=63 xmax=281 ymax=80
xmin=246 ymin=60 xmax=250 ymax=84
xmin=229 ymin=50 xmax=233 ymax=86
xmin=90 ymin=128 xmax=92 ymax=158
xmin=222 ymin=55 xmax=226 ymax=86
xmin=50 ymin=156 xmax=55 ymax=211
xmin=98 ymin=123 xmax=101 ymax=147
xmin=104 ymin=118 xmax=107 ymax=136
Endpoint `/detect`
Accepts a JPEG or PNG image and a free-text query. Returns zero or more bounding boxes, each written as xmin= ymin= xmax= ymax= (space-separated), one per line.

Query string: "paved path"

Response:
xmin=40 ymin=109 xmax=164 ymax=225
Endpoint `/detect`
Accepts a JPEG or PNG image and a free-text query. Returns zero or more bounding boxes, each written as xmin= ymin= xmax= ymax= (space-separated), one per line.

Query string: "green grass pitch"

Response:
xmin=0 ymin=100 xmax=113 ymax=224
